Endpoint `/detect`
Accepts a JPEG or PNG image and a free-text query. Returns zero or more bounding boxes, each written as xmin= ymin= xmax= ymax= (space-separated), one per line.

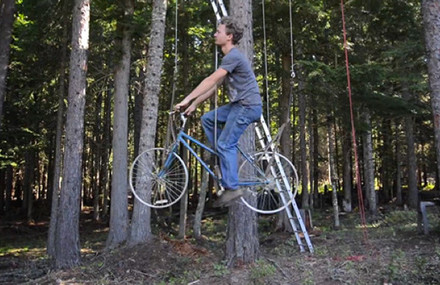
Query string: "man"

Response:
xmin=175 ymin=17 xmax=262 ymax=206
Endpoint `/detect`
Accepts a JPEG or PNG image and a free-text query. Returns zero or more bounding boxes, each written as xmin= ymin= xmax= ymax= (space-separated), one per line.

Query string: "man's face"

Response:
xmin=214 ymin=24 xmax=232 ymax=46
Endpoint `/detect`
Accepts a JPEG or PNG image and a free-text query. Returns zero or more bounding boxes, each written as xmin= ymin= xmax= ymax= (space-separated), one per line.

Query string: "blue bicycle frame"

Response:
xmin=160 ymin=114 xmax=268 ymax=188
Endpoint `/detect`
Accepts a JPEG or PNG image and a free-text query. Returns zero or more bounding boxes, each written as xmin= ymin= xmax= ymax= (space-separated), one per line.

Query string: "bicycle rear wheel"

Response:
xmin=238 ymin=152 xmax=298 ymax=214
xmin=129 ymin=148 xmax=188 ymax=208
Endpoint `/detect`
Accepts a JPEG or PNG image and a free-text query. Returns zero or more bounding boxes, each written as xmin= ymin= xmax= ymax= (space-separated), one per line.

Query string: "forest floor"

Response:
xmin=1 ymin=205 xmax=440 ymax=285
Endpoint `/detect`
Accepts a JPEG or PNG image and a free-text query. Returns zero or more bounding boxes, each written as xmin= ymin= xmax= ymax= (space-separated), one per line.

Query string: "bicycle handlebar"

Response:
xmin=169 ymin=110 xmax=188 ymax=129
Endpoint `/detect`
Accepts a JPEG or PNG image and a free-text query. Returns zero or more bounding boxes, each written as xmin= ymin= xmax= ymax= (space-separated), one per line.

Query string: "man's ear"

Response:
xmin=227 ymin=33 xmax=233 ymax=42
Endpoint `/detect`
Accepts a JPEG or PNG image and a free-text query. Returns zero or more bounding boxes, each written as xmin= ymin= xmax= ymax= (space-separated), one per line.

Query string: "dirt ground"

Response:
xmin=1 ymin=206 xmax=440 ymax=285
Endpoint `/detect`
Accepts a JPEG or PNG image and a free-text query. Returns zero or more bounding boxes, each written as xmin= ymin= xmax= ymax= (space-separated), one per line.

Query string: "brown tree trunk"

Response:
xmin=299 ymin=81 xmax=309 ymax=209
xmin=342 ymin=125 xmax=352 ymax=212
xmin=327 ymin=115 xmax=340 ymax=228
xmin=422 ymin=0 xmax=440 ymax=192
xmin=54 ymin=0 xmax=90 ymax=269
xmin=0 ymin=0 xmax=16 ymax=129
xmin=361 ymin=109 xmax=377 ymax=217
xmin=106 ymin=0 xmax=134 ymax=249
xmin=129 ymin=0 xmax=167 ymax=245
xmin=402 ymin=85 xmax=418 ymax=209
xmin=225 ymin=0 xmax=259 ymax=266
xmin=395 ymin=122 xmax=403 ymax=205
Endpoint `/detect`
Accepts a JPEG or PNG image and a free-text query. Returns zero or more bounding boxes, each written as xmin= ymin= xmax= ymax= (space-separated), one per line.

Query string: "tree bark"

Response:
xmin=342 ymin=126 xmax=352 ymax=212
xmin=0 ymin=0 xmax=16 ymax=130
xmin=194 ymin=151 xmax=210 ymax=239
xmin=129 ymin=0 xmax=167 ymax=246
xmin=422 ymin=0 xmax=440 ymax=193
xmin=395 ymin=122 xmax=403 ymax=205
xmin=106 ymin=0 xmax=134 ymax=249
xmin=402 ymin=86 xmax=418 ymax=209
xmin=225 ymin=0 xmax=259 ymax=266
xmin=327 ymin=115 xmax=340 ymax=228
xmin=54 ymin=0 xmax=90 ymax=269
xmin=47 ymin=5 xmax=69 ymax=256
xmin=361 ymin=109 xmax=377 ymax=217
xmin=101 ymin=88 xmax=112 ymax=217
xmin=299 ymin=80 xmax=309 ymax=209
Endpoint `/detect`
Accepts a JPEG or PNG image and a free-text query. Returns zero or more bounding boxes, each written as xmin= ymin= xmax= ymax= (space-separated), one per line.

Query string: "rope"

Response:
xmin=165 ymin=0 xmax=179 ymax=149
xmin=262 ymin=0 xmax=270 ymax=124
xmin=340 ymin=0 xmax=369 ymax=243
xmin=170 ymin=0 xmax=179 ymax=110
xmin=289 ymin=0 xmax=295 ymax=80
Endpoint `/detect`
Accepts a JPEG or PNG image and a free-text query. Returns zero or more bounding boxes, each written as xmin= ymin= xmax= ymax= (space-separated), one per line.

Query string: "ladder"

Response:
xmin=208 ymin=0 xmax=313 ymax=253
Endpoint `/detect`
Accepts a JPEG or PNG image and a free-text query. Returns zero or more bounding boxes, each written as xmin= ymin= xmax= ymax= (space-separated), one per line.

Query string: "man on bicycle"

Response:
xmin=175 ymin=17 xmax=262 ymax=206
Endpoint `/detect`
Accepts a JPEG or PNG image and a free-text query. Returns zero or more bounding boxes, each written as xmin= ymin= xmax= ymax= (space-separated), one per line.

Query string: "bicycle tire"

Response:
xmin=238 ymin=151 xmax=298 ymax=214
xmin=129 ymin=148 xmax=188 ymax=208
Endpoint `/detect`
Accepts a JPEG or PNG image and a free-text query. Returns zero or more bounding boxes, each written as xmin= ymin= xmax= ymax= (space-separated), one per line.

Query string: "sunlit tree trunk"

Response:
xmin=47 ymin=25 xmax=67 ymax=254
xmin=46 ymin=4 xmax=70 ymax=252
xmin=225 ymin=0 xmax=259 ymax=266
xmin=106 ymin=0 xmax=134 ymax=249
xmin=422 ymin=0 xmax=440 ymax=191
xmin=54 ymin=0 xmax=90 ymax=269
xmin=129 ymin=0 xmax=167 ymax=245
xmin=0 ymin=0 xmax=15 ymax=130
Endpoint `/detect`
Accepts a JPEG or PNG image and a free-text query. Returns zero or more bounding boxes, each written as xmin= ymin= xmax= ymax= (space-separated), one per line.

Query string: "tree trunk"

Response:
xmin=5 ymin=165 xmax=13 ymax=212
xmin=47 ymin=5 xmax=69 ymax=256
xmin=129 ymin=0 xmax=167 ymax=246
xmin=101 ymin=88 xmax=112 ymax=217
xmin=327 ymin=115 xmax=340 ymax=228
xmin=361 ymin=109 xmax=377 ymax=217
xmin=106 ymin=0 xmax=134 ymax=249
xmin=299 ymin=82 xmax=309 ymax=209
xmin=23 ymin=150 xmax=35 ymax=222
xmin=178 ymin=146 xmax=189 ymax=239
xmin=422 ymin=0 xmax=440 ymax=193
xmin=402 ymin=86 xmax=418 ymax=209
xmin=342 ymin=126 xmax=352 ymax=212
xmin=381 ymin=119 xmax=393 ymax=202
xmin=395 ymin=122 xmax=403 ymax=205
xmin=93 ymin=93 xmax=103 ymax=221
xmin=225 ymin=0 xmax=259 ymax=266
xmin=54 ymin=0 xmax=90 ymax=269
xmin=276 ymin=54 xmax=294 ymax=232
xmin=312 ymin=108 xmax=319 ymax=208
xmin=194 ymin=151 xmax=210 ymax=240
xmin=0 ymin=0 xmax=15 ymax=130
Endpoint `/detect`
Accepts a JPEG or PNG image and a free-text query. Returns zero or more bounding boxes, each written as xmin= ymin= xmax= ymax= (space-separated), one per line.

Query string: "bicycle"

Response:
xmin=129 ymin=112 xmax=299 ymax=214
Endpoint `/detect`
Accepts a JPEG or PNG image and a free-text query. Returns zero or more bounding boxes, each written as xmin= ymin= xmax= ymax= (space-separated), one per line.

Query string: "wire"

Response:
xmin=262 ymin=0 xmax=270 ymax=124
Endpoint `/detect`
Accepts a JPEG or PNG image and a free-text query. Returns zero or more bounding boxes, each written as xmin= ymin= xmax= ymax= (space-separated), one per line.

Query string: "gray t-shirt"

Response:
xmin=219 ymin=48 xmax=262 ymax=106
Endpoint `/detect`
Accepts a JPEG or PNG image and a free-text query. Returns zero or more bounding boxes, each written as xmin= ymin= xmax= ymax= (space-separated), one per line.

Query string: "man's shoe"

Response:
xmin=213 ymin=188 xmax=245 ymax=207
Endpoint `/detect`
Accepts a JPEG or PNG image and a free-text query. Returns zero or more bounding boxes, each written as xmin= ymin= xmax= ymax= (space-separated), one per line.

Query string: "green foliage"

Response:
xmin=249 ymin=259 xmax=277 ymax=285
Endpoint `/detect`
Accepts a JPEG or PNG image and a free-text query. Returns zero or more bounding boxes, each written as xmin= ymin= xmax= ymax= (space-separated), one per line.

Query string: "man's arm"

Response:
xmin=183 ymin=84 xmax=217 ymax=116
xmin=175 ymin=68 xmax=228 ymax=111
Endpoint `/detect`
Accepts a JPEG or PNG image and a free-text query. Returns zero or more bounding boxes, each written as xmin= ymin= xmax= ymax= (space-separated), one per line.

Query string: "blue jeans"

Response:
xmin=201 ymin=102 xmax=262 ymax=190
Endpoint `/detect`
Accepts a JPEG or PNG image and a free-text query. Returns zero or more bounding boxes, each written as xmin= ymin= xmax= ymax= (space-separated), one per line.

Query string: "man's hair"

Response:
xmin=220 ymin=17 xmax=243 ymax=45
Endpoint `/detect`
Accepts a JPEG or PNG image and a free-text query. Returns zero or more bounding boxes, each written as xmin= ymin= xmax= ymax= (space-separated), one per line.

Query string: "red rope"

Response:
xmin=340 ymin=0 xmax=369 ymax=243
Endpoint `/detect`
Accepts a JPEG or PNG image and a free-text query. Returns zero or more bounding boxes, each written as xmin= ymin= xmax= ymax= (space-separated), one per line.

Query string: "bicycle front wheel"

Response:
xmin=238 ymin=152 xmax=298 ymax=214
xmin=129 ymin=148 xmax=188 ymax=208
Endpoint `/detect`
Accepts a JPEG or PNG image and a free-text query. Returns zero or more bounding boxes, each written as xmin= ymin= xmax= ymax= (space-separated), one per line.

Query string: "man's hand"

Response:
xmin=174 ymin=98 xmax=191 ymax=112
xmin=183 ymin=103 xmax=197 ymax=116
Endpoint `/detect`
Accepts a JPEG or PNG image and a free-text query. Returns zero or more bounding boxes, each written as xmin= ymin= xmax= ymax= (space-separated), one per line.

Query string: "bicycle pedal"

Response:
xmin=154 ymin=199 xmax=169 ymax=205
xmin=217 ymin=186 xmax=225 ymax=197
